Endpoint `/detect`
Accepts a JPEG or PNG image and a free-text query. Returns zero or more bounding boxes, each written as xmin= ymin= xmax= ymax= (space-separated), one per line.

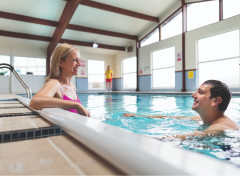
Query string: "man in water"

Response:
xmin=123 ymin=80 xmax=239 ymax=140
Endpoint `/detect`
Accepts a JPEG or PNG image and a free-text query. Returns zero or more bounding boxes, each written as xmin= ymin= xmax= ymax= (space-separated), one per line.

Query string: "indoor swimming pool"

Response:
xmin=77 ymin=93 xmax=240 ymax=167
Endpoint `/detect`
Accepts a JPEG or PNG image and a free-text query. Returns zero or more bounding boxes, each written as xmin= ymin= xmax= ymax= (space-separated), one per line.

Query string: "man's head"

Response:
xmin=203 ymin=80 xmax=231 ymax=112
xmin=192 ymin=80 xmax=231 ymax=113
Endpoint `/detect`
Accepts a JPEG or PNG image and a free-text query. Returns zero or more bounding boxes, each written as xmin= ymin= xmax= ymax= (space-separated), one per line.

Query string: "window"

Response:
xmin=152 ymin=47 xmax=175 ymax=89
xmin=187 ymin=1 xmax=219 ymax=31
xmin=14 ymin=57 xmax=46 ymax=75
xmin=140 ymin=28 xmax=159 ymax=47
xmin=161 ymin=10 xmax=182 ymax=40
xmin=223 ymin=0 xmax=240 ymax=19
xmin=0 ymin=55 xmax=10 ymax=76
xmin=198 ymin=30 xmax=239 ymax=87
xmin=88 ymin=60 xmax=104 ymax=90
xmin=122 ymin=57 xmax=136 ymax=89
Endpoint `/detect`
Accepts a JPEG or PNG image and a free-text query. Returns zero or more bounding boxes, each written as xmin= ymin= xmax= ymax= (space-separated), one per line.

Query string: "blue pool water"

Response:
xmin=77 ymin=93 xmax=240 ymax=167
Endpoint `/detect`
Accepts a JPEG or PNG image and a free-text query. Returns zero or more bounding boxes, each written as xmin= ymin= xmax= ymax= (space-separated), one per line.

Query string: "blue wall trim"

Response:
xmin=76 ymin=71 xmax=198 ymax=92
xmin=76 ymin=78 xmax=88 ymax=91
xmin=175 ymin=72 xmax=182 ymax=91
xmin=139 ymin=75 xmax=151 ymax=91
xmin=112 ymin=78 xmax=122 ymax=91
xmin=186 ymin=70 xmax=197 ymax=91
xmin=138 ymin=73 xmax=183 ymax=91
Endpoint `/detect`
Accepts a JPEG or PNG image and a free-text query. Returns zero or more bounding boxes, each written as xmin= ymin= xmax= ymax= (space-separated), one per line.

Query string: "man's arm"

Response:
xmin=174 ymin=124 xmax=226 ymax=140
xmin=123 ymin=113 xmax=197 ymax=119
xmin=189 ymin=116 xmax=201 ymax=120
xmin=123 ymin=113 xmax=169 ymax=118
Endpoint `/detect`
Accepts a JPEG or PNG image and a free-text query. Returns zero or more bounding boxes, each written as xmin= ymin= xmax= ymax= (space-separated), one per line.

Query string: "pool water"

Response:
xmin=77 ymin=93 xmax=240 ymax=167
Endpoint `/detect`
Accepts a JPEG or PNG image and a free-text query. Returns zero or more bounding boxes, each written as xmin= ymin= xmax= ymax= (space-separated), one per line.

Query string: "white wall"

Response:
xmin=139 ymin=35 xmax=182 ymax=75
xmin=79 ymin=51 xmax=115 ymax=77
xmin=0 ymin=37 xmax=118 ymax=94
xmin=0 ymin=37 xmax=48 ymax=94
xmin=1 ymin=13 xmax=240 ymax=93
xmin=114 ymin=41 xmax=137 ymax=78
xmin=117 ymin=14 xmax=240 ymax=79
xmin=114 ymin=1 xmax=182 ymax=78
xmin=0 ymin=36 xmax=47 ymax=57
xmin=0 ymin=76 xmax=10 ymax=93
xmin=11 ymin=75 xmax=46 ymax=94
xmin=138 ymin=1 xmax=181 ymax=41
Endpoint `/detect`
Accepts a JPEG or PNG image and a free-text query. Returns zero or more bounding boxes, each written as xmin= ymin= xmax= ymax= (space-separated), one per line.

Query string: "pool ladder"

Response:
xmin=0 ymin=63 xmax=32 ymax=99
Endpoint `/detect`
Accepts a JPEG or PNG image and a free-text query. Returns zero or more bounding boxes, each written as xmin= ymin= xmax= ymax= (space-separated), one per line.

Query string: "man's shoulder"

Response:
xmin=208 ymin=118 xmax=239 ymax=131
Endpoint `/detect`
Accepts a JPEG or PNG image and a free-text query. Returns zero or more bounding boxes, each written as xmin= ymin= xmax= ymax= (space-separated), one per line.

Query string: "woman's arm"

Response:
xmin=29 ymin=79 xmax=90 ymax=117
xmin=29 ymin=79 xmax=61 ymax=110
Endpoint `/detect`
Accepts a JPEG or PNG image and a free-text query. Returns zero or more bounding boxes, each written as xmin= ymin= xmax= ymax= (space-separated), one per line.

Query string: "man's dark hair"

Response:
xmin=203 ymin=80 xmax=231 ymax=112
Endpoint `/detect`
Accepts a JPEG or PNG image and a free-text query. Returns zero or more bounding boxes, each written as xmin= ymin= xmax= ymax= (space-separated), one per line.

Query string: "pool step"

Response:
xmin=0 ymin=96 xmax=65 ymax=143
xmin=0 ymin=115 xmax=65 ymax=143
xmin=0 ymin=94 xmax=124 ymax=175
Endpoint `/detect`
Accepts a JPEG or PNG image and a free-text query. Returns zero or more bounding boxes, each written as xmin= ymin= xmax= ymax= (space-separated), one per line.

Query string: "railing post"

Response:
xmin=0 ymin=63 xmax=32 ymax=99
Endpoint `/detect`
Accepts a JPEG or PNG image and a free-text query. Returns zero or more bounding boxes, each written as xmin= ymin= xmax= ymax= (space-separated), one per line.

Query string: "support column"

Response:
xmin=181 ymin=0 xmax=187 ymax=92
xmin=219 ymin=0 xmax=223 ymax=21
xmin=136 ymin=40 xmax=140 ymax=91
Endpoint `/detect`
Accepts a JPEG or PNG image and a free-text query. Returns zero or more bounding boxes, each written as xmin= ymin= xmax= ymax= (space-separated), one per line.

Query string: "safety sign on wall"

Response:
xmin=177 ymin=52 xmax=182 ymax=62
xmin=188 ymin=71 xmax=194 ymax=79
xmin=78 ymin=58 xmax=86 ymax=77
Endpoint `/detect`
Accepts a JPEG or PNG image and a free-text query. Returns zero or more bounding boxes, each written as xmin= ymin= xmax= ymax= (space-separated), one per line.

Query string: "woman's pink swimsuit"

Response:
xmin=62 ymin=94 xmax=81 ymax=114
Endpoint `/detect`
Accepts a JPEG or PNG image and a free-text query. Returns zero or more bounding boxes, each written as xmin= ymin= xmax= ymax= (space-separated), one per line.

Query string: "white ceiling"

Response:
xmin=0 ymin=0 xmax=180 ymax=56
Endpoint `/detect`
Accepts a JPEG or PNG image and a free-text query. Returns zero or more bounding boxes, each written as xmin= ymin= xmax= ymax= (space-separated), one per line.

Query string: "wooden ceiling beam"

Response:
xmin=60 ymin=39 xmax=125 ymax=51
xmin=0 ymin=11 xmax=58 ymax=27
xmin=0 ymin=30 xmax=51 ymax=42
xmin=67 ymin=24 xmax=137 ymax=40
xmin=0 ymin=11 xmax=137 ymax=40
xmin=0 ymin=30 xmax=125 ymax=51
xmin=79 ymin=1 xmax=159 ymax=23
xmin=47 ymin=0 xmax=82 ymax=58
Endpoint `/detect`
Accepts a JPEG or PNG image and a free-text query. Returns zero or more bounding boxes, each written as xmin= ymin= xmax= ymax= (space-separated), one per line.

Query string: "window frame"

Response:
xmin=122 ymin=57 xmax=137 ymax=90
xmin=151 ymin=47 xmax=176 ymax=89
xmin=161 ymin=8 xmax=183 ymax=40
xmin=223 ymin=0 xmax=240 ymax=20
xmin=0 ymin=55 xmax=11 ymax=76
xmin=140 ymin=27 xmax=159 ymax=47
xmin=186 ymin=0 xmax=219 ymax=31
xmin=13 ymin=56 xmax=46 ymax=76
xmin=87 ymin=60 xmax=105 ymax=90
xmin=197 ymin=30 xmax=240 ymax=88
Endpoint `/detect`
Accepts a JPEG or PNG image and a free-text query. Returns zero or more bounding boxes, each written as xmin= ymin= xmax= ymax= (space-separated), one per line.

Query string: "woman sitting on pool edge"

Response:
xmin=123 ymin=80 xmax=239 ymax=140
xmin=30 ymin=43 xmax=90 ymax=117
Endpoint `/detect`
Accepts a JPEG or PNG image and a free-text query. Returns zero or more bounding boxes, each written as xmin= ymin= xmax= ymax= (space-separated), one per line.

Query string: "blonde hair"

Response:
xmin=46 ymin=43 xmax=77 ymax=82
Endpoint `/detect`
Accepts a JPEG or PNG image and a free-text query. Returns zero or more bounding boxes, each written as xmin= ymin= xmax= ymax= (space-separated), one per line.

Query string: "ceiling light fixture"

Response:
xmin=93 ymin=42 xmax=98 ymax=48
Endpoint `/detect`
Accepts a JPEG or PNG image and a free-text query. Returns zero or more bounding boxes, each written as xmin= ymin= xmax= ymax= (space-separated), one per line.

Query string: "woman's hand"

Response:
xmin=76 ymin=103 xmax=90 ymax=117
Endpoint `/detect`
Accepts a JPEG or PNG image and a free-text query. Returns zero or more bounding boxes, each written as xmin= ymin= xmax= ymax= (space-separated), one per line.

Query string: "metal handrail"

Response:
xmin=0 ymin=63 xmax=32 ymax=99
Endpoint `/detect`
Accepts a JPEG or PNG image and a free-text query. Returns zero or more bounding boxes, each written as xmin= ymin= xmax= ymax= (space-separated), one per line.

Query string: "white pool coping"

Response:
xmin=19 ymin=96 xmax=240 ymax=175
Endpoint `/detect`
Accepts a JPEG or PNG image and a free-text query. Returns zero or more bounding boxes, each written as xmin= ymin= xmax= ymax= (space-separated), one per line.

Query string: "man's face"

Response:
xmin=191 ymin=84 xmax=213 ymax=113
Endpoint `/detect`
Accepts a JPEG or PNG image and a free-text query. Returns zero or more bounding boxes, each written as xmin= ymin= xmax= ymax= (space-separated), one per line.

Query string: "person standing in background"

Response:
xmin=105 ymin=65 xmax=113 ymax=92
